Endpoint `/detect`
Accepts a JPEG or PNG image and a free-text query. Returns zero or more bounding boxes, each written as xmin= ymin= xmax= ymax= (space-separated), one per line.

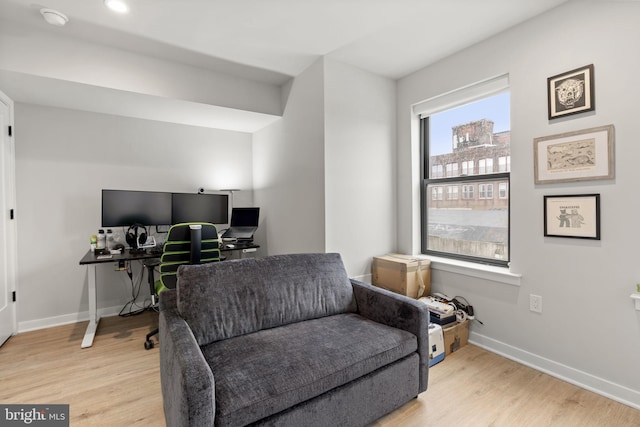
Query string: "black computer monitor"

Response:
xmin=230 ymin=207 xmax=260 ymax=227
xmin=101 ymin=189 xmax=172 ymax=227
xmin=171 ymin=193 xmax=229 ymax=225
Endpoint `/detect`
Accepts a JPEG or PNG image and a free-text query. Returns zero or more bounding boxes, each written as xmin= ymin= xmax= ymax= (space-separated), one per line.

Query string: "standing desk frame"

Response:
xmin=78 ymin=242 xmax=259 ymax=348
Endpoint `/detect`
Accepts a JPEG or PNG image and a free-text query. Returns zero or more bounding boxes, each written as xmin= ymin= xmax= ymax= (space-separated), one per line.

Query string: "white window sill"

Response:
xmin=419 ymin=255 xmax=522 ymax=286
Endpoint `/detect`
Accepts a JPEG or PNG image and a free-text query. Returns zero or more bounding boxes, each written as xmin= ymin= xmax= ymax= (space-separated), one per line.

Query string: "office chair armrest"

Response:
xmin=351 ymin=279 xmax=430 ymax=393
xmin=159 ymin=290 xmax=216 ymax=427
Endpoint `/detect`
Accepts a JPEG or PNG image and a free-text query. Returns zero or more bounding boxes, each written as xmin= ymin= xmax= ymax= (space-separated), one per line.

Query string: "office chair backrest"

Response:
xmin=159 ymin=222 xmax=220 ymax=289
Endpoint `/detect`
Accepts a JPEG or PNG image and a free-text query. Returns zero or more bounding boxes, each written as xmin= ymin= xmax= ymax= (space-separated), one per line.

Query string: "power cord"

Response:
xmin=432 ymin=293 xmax=484 ymax=325
xmin=118 ymin=260 xmax=148 ymax=317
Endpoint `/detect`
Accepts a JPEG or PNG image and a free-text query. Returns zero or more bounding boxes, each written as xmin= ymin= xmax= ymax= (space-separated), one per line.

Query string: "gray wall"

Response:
xmin=397 ymin=0 xmax=640 ymax=407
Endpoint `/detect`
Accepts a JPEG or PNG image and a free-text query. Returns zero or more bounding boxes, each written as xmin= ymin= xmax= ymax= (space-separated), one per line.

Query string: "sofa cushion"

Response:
xmin=176 ymin=253 xmax=357 ymax=345
xmin=200 ymin=313 xmax=418 ymax=427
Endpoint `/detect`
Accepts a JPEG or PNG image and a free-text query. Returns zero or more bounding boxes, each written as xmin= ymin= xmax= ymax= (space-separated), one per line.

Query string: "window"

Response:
xmin=445 ymin=163 xmax=459 ymax=177
xmin=461 ymin=160 xmax=474 ymax=176
xmin=431 ymin=186 xmax=443 ymax=200
xmin=479 ymin=183 xmax=494 ymax=199
xmin=446 ymin=185 xmax=459 ymax=200
xmin=479 ymin=158 xmax=494 ymax=174
xmin=499 ymin=182 xmax=508 ymax=199
xmin=418 ymin=77 xmax=510 ymax=266
xmin=498 ymin=156 xmax=510 ymax=172
xmin=462 ymin=184 xmax=474 ymax=200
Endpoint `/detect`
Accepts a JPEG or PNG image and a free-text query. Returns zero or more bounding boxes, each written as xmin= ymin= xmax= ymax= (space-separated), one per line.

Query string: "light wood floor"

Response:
xmin=1 ymin=312 xmax=639 ymax=427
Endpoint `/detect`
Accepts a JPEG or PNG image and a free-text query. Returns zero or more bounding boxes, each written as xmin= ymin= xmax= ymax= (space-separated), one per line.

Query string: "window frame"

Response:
xmin=420 ymin=98 xmax=510 ymax=268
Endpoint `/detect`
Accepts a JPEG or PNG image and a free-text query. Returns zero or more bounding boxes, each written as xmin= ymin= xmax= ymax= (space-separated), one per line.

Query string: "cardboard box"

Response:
xmin=442 ymin=320 xmax=469 ymax=355
xmin=372 ymin=254 xmax=431 ymax=298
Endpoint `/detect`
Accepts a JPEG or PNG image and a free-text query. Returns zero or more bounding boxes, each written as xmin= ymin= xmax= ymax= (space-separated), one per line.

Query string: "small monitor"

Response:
xmin=171 ymin=193 xmax=229 ymax=225
xmin=230 ymin=207 xmax=260 ymax=227
xmin=102 ymin=190 xmax=172 ymax=227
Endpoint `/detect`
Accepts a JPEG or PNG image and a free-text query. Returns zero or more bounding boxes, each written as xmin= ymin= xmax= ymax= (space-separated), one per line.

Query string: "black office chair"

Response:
xmin=144 ymin=222 xmax=221 ymax=350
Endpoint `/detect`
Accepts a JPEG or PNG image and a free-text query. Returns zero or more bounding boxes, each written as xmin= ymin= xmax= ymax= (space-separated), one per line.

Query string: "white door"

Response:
xmin=0 ymin=92 xmax=16 ymax=347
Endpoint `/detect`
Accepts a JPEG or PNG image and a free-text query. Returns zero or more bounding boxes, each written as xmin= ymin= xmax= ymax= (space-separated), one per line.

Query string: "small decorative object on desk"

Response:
xmin=97 ymin=229 xmax=106 ymax=250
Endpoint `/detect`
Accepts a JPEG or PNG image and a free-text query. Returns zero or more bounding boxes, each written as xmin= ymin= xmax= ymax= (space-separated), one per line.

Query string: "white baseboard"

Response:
xmin=17 ymin=305 xmax=124 ymax=334
xmin=470 ymin=331 xmax=640 ymax=411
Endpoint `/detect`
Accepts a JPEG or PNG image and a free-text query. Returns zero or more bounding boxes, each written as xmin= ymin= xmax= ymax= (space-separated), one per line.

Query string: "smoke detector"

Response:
xmin=40 ymin=8 xmax=69 ymax=26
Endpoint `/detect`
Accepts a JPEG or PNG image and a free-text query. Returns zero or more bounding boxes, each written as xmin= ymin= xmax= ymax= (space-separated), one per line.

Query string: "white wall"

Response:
xmin=397 ymin=0 xmax=640 ymax=407
xmin=253 ymin=58 xmax=398 ymax=278
xmin=324 ymin=59 xmax=396 ymax=278
xmin=14 ymin=104 xmax=253 ymax=330
xmin=0 ymin=19 xmax=282 ymax=117
xmin=253 ymin=59 xmax=327 ymax=256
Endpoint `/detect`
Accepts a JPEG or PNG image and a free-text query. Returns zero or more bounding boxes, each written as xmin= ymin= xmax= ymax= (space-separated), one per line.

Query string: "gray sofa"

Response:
xmin=159 ymin=253 xmax=429 ymax=427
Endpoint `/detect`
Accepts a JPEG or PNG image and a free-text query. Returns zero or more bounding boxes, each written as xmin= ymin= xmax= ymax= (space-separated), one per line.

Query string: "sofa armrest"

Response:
xmin=351 ymin=279 xmax=429 ymax=393
xmin=159 ymin=290 xmax=216 ymax=427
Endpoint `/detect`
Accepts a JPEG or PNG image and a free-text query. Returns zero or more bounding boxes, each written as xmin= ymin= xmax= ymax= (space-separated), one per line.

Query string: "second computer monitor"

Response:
xmin=230 ymin=207 xmax=259 ymax=227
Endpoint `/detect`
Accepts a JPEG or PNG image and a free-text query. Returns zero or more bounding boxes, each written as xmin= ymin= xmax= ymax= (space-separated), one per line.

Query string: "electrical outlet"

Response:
xmin=530 ymin=294 xmax=543 ymax=313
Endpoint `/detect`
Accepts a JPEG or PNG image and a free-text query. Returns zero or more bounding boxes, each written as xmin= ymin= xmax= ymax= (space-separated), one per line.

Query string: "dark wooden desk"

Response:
xmin=78 ymin=243 xmax=259 ymax=348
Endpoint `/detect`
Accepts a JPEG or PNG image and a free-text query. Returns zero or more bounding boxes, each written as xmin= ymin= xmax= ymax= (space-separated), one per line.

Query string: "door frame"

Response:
xmin=0 ymin=89 xmax=17 ymax=345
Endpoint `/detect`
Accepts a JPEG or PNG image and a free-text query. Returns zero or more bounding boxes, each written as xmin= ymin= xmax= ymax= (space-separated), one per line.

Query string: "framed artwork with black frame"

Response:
xmin=544 ymin=194 xmax=600 ymax=240
xmin=548 ymin=64 xmax=595 ymax=120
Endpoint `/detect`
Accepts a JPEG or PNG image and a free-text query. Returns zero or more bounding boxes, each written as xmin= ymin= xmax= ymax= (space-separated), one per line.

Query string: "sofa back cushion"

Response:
xmin=176 ymin=253 xmax=357 ymax=345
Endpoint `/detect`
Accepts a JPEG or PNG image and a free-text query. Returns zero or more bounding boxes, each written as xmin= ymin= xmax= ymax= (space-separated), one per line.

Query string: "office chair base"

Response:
xmin=145 ymin=328 xmax=159 ymax=350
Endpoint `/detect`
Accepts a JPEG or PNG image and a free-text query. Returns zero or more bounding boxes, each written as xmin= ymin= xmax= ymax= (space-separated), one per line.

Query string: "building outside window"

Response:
xmin=418 ymin=77 xmax=510 ymax=266
xmin=479 ymin=158 xmax=493 ymax=174
xmin=462 ymin=184 xmax=474 ymax=200
xmin=499 ymin=182 xmax=508 ymax=199
xmin=479 ymin=183 xmax=494 ymax=199
xmin=431 ymin=186 xmax=443 ymax=200
xmin=446 ymin=185 xmax=459 ymax=200
xmin=498 ymin=156 xmax=510 ymax=172
xmin=461 ymin=160 xmax=474 ymax=176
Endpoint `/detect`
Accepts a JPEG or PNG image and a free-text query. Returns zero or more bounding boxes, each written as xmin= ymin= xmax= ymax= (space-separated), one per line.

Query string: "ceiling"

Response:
xmin=1 ymin=0 xmax=569 ymax=81
xmin=0 ymin=0 xmax=570 ymax=131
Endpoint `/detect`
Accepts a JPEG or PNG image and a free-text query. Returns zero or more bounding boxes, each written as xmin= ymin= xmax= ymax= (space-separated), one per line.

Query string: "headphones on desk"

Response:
xmin=125 ymin=223 xmax=148 ymax=248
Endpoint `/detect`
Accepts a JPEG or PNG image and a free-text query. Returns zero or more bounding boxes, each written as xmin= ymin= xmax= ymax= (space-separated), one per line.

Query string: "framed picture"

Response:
xmin=533 ymin=124 xmax=614 ymax=184
xmin=544 ymin=194 xmax=600 ymax=240
xmin=548 ymin=64 xmax=594 ymax=120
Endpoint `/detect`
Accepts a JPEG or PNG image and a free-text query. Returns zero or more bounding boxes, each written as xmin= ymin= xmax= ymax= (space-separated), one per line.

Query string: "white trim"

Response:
xmin=0 ymin=90 xmax=17 ymax=344
xmin=423 ymin=255 xmax=521 ymax=286
xmin=17 ymin=305 xmax=124 ymax=333
xmin=470 ymin=331 xmax=640 ymax=410
xmin=412 ymin=73 xmax=510 ymax=118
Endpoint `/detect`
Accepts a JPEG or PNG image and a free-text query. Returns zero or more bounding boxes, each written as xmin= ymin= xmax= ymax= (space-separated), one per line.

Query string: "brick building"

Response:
xmin=429 ymin=119 xmax=510 ymax=210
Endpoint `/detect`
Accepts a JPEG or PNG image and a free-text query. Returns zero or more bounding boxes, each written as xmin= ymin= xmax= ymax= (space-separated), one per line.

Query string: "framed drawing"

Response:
xmin=548 ymin=64 xmax=594 ymax=120
xmin=533 ymin=124 xmax=614 ymax=184
xmin=544 ymin=194 xmax=600 ymax=240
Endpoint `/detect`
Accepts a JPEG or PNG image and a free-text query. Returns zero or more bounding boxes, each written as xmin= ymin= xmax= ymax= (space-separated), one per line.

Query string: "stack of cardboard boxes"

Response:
xmin=372 ymin=254 xmax=469 ymax=362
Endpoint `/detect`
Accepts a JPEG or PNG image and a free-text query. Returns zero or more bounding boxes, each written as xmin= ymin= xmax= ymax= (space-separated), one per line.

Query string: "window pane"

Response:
xmin=423 ymin=91 xmax=510 ymax=264
xmin=426 ymin=178 xmax=508 ymax=261
xmin=427 ymin=92 xmax=510 ymax=178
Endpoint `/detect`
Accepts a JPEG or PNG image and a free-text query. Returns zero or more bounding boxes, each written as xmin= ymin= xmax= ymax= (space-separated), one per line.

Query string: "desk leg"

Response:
xmin=81 ymin=264 xmax=100 ymax=348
